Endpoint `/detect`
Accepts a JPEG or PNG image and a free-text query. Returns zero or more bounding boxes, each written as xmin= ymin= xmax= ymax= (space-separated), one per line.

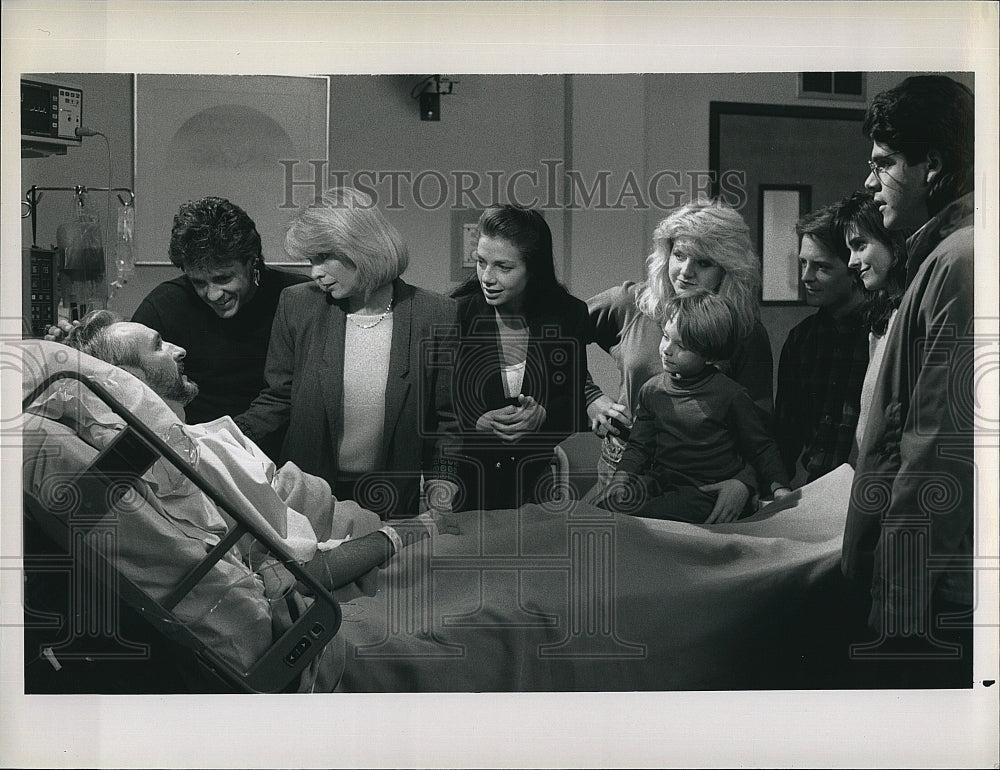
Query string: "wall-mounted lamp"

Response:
xmin=411 ymin=75 xmax=457 ymax=121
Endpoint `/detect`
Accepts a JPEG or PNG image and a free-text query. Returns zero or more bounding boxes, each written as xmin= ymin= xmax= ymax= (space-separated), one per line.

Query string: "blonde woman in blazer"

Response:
xmin=236 ymin=187 xmax=456 ymax=520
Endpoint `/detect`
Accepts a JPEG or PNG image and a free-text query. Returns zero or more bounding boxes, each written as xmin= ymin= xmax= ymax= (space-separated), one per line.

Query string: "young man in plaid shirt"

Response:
xmin=774 ymin=204 xmax=870 ymax=486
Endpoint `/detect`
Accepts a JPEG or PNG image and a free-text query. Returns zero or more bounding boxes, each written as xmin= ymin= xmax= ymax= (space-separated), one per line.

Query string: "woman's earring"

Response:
xmin=252 ymin=265 xmax=261 ymax=286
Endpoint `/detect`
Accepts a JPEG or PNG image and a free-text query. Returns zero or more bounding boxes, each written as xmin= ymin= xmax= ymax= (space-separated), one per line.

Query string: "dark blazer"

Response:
xmin=235 ymin=278 xmax=457 ymax=519
xmin=452 ymin=290 xmax=590 ymax=509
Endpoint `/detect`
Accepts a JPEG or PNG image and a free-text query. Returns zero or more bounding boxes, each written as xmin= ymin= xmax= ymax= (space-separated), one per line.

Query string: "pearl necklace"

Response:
xmin=347 ymin=295 xmax=394 ymax=329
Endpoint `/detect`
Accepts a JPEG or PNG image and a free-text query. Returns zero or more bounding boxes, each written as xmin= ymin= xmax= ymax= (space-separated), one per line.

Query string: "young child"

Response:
xmin=599 ymin=288 xmax=791 ymax=523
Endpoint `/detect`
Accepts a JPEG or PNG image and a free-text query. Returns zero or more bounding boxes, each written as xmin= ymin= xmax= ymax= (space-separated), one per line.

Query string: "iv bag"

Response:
xmin=56 ymin=190 xmax=108 ymax=317
xmin=111 ymin=201 xmax=136 ymax=292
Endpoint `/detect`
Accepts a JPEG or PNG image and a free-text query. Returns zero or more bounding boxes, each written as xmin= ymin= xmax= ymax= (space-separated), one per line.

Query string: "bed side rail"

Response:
xmin=23 ymin=371 xmax=343 ymax=693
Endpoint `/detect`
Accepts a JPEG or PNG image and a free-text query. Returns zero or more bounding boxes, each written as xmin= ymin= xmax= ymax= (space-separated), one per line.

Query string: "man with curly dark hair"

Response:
xmin=131 ymin=197 xmax=308 ymax=426
xmin=839 ymin=75 xmax=975 ymax=688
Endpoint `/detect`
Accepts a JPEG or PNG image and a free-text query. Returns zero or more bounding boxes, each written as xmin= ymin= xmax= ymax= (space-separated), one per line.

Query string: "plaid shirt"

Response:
xmin=774 ymin=307 xmax=870 ymax=483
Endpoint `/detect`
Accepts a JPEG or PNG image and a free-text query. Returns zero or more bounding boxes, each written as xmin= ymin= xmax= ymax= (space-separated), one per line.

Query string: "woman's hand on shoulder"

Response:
xmin=586 ymin=395 xmax=631 ymax=438
xmin=44 ymin=318 xmax=78 ymax=342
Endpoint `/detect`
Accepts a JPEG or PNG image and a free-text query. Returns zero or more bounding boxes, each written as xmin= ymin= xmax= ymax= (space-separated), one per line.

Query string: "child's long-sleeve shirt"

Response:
xmin=617 ymin=367 xmax=789 ymax=492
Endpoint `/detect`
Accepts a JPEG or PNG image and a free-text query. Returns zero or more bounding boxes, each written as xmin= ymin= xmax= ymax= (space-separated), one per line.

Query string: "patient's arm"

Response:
xmin=300 ymin=513 xmax=457 ymax=594
xmin=302 ymin=530 xmax=396 ymax=592
xmin=246 ymin=529 xmax=398 ymax=600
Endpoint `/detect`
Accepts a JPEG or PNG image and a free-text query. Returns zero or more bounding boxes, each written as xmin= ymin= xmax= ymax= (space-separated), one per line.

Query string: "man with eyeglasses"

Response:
xmin=838 ymin=75 xmax=975 ymax=688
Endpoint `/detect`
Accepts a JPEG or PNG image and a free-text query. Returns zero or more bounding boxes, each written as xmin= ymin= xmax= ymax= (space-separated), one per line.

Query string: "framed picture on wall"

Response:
xmin=134 ymin=74 xmax=329 ymax=265
xmin=450 ymin=208 xmax=485 ymax=282
xmin=708 ymin=100 xmax=868 ymax=304
xmin=759 ymin=184 xmax=811 ymax=304
xmin=451 ymin=208 xmax=550 ymax=282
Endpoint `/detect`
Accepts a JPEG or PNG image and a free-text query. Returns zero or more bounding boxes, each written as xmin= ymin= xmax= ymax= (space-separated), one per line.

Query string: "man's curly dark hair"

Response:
xmin=167 ymin=197 xmax=263 ymax=271
xmin=863 ymin=75 xmax=974 ymax=217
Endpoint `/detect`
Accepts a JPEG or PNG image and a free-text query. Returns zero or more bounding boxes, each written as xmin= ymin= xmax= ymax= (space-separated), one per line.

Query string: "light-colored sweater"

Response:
xmin=338 ymin=314 xmax=393 ymax=473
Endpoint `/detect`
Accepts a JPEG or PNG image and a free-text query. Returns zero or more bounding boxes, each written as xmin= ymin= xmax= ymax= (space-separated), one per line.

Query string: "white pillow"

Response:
xmin=16 ymin=338 xmax=182 ymax=449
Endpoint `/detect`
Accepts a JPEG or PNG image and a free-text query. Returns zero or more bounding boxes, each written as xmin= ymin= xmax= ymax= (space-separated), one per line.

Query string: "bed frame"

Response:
xmin=22 ymin=372 xmax=350 ymax=693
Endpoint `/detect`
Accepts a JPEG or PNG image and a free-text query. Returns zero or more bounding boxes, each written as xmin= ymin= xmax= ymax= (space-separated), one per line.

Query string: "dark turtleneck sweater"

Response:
xmin=618 ymin=366 xmax=789 ymax=492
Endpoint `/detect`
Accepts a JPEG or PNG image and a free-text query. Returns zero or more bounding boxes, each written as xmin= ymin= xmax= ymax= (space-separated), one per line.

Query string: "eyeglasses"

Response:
xmin=866 ymin=152 xmax=902 ymax=181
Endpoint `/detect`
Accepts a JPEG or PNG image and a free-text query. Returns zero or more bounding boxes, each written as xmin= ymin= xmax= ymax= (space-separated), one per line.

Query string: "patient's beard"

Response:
xmin=148 ymin=370 xmax=200 ymax=408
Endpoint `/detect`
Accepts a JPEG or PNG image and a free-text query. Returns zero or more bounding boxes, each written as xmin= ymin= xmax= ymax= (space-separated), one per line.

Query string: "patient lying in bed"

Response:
xmin=18 ymin=319 xmax=443 ymax=691
xmin=17 ymin=310 xmax=854 ymax=692
xmin=51 ymin=310 xmax=424 ymax=565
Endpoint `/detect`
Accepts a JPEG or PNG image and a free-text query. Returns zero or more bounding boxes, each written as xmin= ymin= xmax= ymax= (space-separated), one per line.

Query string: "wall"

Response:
xmin=21 ymin=73 xmax=567 ymax=318
xmin=21 ymin=71 xmax=951 ymax=394
xmin=324 ymin=74 xmax=567 ymax=297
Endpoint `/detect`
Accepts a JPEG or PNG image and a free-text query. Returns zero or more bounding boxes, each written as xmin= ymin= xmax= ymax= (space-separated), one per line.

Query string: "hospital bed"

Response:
xmin=14 ymin=339 xmax=855 ymax=693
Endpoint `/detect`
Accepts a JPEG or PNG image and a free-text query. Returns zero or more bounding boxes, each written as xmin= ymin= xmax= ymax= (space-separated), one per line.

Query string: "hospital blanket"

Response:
xmin=337 ymin=465 xmax=853 ymax=691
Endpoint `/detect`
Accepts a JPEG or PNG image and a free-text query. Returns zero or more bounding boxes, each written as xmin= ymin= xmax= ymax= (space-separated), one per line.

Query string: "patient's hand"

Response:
xmin=257 ymin=557 xmax=297 ymax=600
xmin=44 ymin=318 xmax=78 ymax=342
xmin=699 ymin=478 xmax=750 ymax=524
xmin=424 ymin=478 xmax=457 ymax=514
xmin=423 ymin=509 xmax=463 ymax=536
xmin=420 ymin=479 xmax=462 ymax=535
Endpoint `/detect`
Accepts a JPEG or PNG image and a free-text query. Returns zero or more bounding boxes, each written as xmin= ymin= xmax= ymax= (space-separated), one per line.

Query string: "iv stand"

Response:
xmin=22 ymin=185 xmax=135 ymax=247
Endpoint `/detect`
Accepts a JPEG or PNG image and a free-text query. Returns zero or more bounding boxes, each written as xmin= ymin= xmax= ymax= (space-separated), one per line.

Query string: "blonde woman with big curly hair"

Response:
xmin=585 ymin=199 xmax=773 ymax=522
